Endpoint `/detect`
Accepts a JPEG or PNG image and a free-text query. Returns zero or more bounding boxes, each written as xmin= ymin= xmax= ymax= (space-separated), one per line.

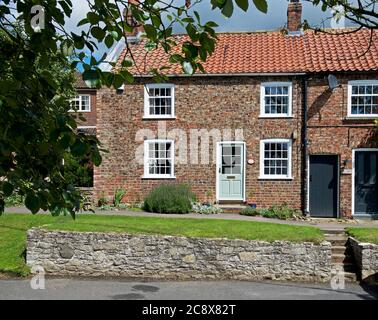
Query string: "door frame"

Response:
xmin=308 ymin=154 xmax=340 ymax=218
xmin=216 ymin=141 xmax=246 ymax=202
xmin=352 ymin=148 xmax=378 ymax=217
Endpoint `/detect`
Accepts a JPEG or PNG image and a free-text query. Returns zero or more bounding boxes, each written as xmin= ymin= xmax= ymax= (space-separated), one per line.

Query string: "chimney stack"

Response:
xmin=287 ymin=0 xmax=302 ymax=32
xmin=124 ymin=0 xmax=144 ymax=38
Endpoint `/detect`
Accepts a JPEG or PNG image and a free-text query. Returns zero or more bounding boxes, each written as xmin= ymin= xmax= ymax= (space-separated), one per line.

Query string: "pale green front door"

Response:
xmin=218 ymin=143 xmax=244 ymax=200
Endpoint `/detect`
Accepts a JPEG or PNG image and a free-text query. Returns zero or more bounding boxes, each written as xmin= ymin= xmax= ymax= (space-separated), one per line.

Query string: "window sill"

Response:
xmin=345 ymin=116 xmax=378 ymax=120
xmin=143 ymin=116 xmax=176 ymax=120
xmin=142 ymin=176 xmax=176 ymax=180
xmin=258 ymin=176 xmax=293 ymax=181
xmin=69 ymin=110 xmax=92 ymax=113
xmin=259 ymin=115 xmax=293 ymax=119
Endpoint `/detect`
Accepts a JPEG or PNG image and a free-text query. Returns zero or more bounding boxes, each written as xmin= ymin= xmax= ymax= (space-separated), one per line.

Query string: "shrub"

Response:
xmin=113 ymin=188 xmax=127 ymax=207
xmin=192 ymin=202 xmax=222 ymax=214
xmin=5 ymin=194 xmax=24 ymax=207
xmin=261 ymin=204 xmax=296 ymax=220
xmin=143 ymin=184 xmax=196 ymax=214
xmin=240 ymin=207 xmax=260 ymax=216
xmin=97 ymin=192 xmax=108 ymax=207
xmin=63 ymin=153 xmax=93 ymax=187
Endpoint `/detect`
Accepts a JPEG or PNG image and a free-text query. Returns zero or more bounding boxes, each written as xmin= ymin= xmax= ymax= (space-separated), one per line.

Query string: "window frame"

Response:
xmin=143 ymin=139 xmax=175 ymax=179
xmin=70 ymin=94 xmax=91 ymax=112
xmin=260 ymin=82 xmax=293 ymax=118
xmin=259 ymin=138 xmax=293 ymax=180
xmin=143 ymin=83 xmax=175 ymax=119
xmin=347 ymin=80 xmax=378 ymax=119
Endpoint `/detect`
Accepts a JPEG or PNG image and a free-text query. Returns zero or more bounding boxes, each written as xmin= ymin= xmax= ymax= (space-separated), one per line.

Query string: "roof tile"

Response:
xmin=117 ymin=28 xmax=378 ymax=75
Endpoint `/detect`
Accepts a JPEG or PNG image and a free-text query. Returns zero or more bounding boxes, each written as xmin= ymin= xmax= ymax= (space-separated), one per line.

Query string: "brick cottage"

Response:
xmin=84 ymin=0 xmax=378 ymax=219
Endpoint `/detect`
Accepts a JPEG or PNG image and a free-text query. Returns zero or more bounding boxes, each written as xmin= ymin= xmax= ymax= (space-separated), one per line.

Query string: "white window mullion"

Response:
xmin=143 ymin=139 xmax=175 ymax=179
xmin=144 ymin=84 xmax=175 ymax=119
xmin=259 ymin=139 xmax=292 ymax=180
xmin=260 ymin=82 xmax=292 ymax=118
xmin=348 ymin=80 xmax=378 ymax=118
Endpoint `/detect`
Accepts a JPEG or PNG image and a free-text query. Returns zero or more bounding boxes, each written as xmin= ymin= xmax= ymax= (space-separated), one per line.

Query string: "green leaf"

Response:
xmin=0 ymin=198 xmax=4 ymax=215
xmin=253 ymin=0 xmax=268 ymax=13
xmin=87 ymin=12 xmax=100 ymax=24
xmin=120 ymin=70 xmax=134 ymax=84
xmin=186 ymin=23 xmax=198 ymax=41
xmin=71 ymin=140 xmax=88 ymax=156
xmin=91 ymin=26 xmax=105 ymax=41
xmin=221 ymin=0 xmax=234 ymax=18
xmin=2 ymin=182 xmax=14 ymax=197
xmin=92 ymin=152 xmax=102 ymax=166
xmin=144 ymin=24 xmax=157 ymax=39
xmin=77 ymin=18 xmax=89 ymax=27
xmin=236 ymin=0 xmax=249 ymax=11
xmin=113 ymin=74 xmax=124 ymax=89
xmin=25 ymin=193 xmax=40 ymax=214
xmin=83 ymin=69 xmax=101 ymax=88
xmin=104 ymin=35 xmax=114 ymax=48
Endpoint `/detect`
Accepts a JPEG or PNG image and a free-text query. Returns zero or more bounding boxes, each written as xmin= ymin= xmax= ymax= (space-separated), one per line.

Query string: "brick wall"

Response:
xmin=95 ymin=73 xmax=377 ymax=217
xmin=95 ymin=76 xmax=303 ymax=208
xmin=307 ymin=73 xmax=378 ymax=217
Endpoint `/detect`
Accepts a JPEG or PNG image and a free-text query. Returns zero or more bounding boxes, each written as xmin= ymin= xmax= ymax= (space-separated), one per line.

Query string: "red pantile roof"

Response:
xmin=117 ymin=28 xmax=378 ymax=76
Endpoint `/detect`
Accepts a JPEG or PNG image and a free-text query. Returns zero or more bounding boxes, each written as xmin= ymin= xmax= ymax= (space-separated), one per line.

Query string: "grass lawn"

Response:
xmin=0 ymin=213 xmax=324 ymax=276
xmin=346 ymin=227 xmax=378 ymax=245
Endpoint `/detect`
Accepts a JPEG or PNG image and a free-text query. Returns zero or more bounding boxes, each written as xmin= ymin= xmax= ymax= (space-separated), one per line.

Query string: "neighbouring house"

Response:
xmin=93 ymin=0 xmax=378 ymax=219
xmin=73 ymin=71 xmax=97 ymax=135
xmin=65 ymin=73 xmax=98 ymax=191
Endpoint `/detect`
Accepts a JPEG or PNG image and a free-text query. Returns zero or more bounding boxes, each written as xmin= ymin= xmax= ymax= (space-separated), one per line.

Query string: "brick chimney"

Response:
xmin=287 ymin=0 xmax=302 ymax=32
xmin=124 ymin=0 xmax=144 ymax=37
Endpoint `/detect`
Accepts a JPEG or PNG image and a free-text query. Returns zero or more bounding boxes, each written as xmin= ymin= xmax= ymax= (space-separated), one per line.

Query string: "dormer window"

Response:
xmin=144 ymin=84 xmax=175 ymax=119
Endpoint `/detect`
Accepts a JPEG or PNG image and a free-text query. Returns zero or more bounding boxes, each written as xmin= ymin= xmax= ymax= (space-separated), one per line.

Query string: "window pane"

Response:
xmin=263 ymin=85 xmax=290 ymax=115
xmin=263 ymin=142 xmax=289 ymax=176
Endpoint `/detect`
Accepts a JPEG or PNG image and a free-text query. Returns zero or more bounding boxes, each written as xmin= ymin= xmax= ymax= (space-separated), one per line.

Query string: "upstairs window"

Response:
xmin=144 ymin=140 xmax=175 ymax=178
xmin=144 ymin=84 xmax=175 ymax=119
xmin=260 ymin=82 xmax=292 ymax=117
xmin=70 ymin=95 xmax=91 ymax=112
xmin=259 ymin=139 xmax=292 ymax=179
xmin=348 ymin=80 xmax=378 ymax=118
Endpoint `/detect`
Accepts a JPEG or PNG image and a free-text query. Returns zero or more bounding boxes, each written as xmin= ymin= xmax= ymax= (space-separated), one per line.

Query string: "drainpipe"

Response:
xmin=302 ymin=77 xmax=309 ymax=216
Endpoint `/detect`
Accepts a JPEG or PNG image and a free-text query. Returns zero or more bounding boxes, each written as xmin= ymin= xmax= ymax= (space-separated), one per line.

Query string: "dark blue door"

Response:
xmin=354 ymin=151 xmax=378 ymax=215
xmin=309 ymin=155 xmax=338 ymax=217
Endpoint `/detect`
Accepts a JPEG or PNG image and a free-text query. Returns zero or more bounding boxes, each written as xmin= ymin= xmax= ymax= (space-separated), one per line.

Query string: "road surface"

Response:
xmin=0 ymin=278 xmax=377 ymax=300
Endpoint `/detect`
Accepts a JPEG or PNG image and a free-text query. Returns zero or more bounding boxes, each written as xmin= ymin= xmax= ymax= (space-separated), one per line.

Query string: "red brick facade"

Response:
xmin=94 ymin=73 xmax=377 ymax=217
xmin=95 ymin=76 xmax=303 ymax=208
xmin=307 ymin=73 xmax=378 ymax=217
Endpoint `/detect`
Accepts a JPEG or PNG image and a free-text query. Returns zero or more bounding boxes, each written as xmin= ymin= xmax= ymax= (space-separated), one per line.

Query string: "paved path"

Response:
xmin=0 ymin=278 xmax=377 ymax=300
xmin=5 ymin=206 xmax=378 ymax=230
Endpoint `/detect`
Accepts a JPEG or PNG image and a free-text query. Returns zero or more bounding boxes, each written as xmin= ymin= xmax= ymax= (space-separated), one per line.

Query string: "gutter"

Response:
xmin=134 ymin=72 xmax=307 ymax=78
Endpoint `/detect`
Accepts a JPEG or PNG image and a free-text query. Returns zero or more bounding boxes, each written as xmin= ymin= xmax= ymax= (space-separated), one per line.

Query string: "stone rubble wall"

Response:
xmin=349 ymin=237 xmax=378 ymax=281
xmin=27 ymin=228 xmax=332 ymax=282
